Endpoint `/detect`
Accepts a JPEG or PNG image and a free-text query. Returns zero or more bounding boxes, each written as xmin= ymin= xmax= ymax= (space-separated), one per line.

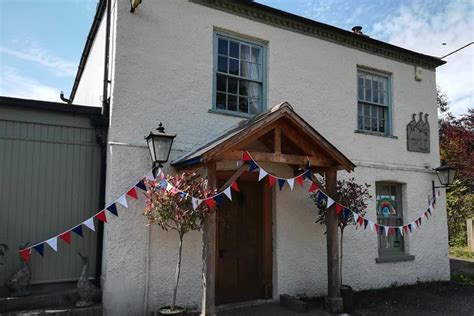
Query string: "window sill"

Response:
xmin=375 ymin=254 xmax=415 ymax=263
xmin=208 ymin=108 xmax=257 ymax=119
xmin=354 ymin=130 xmax=398 ymax=139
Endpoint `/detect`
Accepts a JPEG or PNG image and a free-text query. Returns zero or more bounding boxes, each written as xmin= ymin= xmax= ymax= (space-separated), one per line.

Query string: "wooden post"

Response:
xmin=201 ymin=162 xmax=216 ymax=316
xmin=324 ymin=167 xmax=343 ymax=313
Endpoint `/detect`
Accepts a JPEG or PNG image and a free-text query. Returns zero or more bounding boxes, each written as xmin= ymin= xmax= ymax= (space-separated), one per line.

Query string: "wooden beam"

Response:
xmin=217 ymin=163 xmax=248 ymax=191
xmin=201 ymin=162 xmax=217 ymax=316
xmin=324 ymin=167 xmax=343 ymax=313
xmin=274 ymin=127 xmax=281 ymax=154
xmin=220 ymin=150 xmax=334 ymax=167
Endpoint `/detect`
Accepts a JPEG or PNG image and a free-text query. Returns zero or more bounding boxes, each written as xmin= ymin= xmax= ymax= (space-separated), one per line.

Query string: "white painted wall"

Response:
xmin=73 ymin=10 xmax=106 ymax=107
xmin=99 ymin=1 xmax=449 ymax=315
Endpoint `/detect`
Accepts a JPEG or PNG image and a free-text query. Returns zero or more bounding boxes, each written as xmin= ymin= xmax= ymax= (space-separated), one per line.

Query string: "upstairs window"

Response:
xmin=214 ymin=34 xmax=266 ymax=116
xmin=357 ymin=70 xmax=391 ymax=135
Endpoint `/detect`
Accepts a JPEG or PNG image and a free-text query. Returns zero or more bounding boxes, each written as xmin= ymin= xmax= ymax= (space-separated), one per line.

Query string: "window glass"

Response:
xmin=215 ymin=34 xmax=265 ymax=115
xmin=357 ymin=70 xmax=390 ymax=134
xmin=376 ymin=183 xmax=404 ymax=256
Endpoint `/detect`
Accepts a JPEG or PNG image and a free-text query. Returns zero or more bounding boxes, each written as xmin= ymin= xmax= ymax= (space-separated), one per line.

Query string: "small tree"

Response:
xmin=143 ymin=171 xmax=215 ymax=312
xmin=311 ymin=178 xmax=371 ymax=285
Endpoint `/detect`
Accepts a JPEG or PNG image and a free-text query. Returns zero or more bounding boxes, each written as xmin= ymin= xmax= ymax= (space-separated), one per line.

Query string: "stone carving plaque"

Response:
xmin=407 ymin=112 xmax=430 ymax=153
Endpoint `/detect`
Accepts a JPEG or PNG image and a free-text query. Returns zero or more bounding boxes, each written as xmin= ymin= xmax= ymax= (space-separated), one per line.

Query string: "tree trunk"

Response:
xmin=171 ymin=232 xmax=184 ymax=310
xmin=340 ymin=228 xmax=344 ymax=286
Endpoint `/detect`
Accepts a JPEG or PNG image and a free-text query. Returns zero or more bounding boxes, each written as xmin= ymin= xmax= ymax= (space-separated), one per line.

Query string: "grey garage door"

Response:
xmin=0 ymin=101 xmax=102 ymax=285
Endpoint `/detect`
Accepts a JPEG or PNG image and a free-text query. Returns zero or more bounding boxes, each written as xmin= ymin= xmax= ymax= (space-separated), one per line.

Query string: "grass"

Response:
xmin=449 ymin=246 xmax=474 ymax=260
xmin=452 ymin=274 xmax=474 ymax=286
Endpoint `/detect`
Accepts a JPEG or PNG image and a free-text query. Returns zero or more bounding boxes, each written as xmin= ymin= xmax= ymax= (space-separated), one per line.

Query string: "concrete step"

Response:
xmin=0 ymin=282 xmax=101 ymax=314
xmin=1 ymin=304 xmax=102 ymax=316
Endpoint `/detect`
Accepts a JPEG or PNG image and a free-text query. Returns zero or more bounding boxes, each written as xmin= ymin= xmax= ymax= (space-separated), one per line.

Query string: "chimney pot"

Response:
xmin=352 ymin=25 xmax=363 ymax=34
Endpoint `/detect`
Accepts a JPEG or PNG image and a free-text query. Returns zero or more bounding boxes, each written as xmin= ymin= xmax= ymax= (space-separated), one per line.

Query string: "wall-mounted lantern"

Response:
xmin=130 ymin=0 xmax=142 ymax=13
xmin=145 ymin=123 xmax=176 ymax=177
xmin=432 ymin=165 xmax=456 ymax=198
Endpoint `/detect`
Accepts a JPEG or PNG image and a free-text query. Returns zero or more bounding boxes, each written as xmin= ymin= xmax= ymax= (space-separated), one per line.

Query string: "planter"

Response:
xmin=341 ymin=284 xmax=353 ymax=313
xmin=158 ymin=306 xmax=185 ymax=315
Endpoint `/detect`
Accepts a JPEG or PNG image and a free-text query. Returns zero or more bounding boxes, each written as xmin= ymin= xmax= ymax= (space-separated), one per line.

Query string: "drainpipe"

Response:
xmin=95 ymin=0 xmax=112 ymax=285
xmin=102 ymin=0 xmax=111 ymax=118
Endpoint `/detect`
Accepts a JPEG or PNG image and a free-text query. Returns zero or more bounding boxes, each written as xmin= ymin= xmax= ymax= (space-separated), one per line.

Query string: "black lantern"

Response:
xmin=145 ymin=123 xmax=176 ymax=176
xmin=432 ymin=165 xmax=456 ymax=198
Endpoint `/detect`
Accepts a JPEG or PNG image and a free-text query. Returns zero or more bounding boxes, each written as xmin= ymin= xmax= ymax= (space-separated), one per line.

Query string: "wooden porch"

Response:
xmin=172 ymin=102 xmax=355 ymax=315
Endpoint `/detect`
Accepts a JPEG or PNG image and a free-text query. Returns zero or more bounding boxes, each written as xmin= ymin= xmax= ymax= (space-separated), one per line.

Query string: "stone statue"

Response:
xmin=5 ymin=243 xmax=31 ymax=297
xmin=76 ymin=252 xmax=101 ymax=307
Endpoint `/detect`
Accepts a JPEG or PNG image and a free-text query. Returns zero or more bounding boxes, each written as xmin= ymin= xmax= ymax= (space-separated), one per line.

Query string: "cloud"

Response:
xmin=0 ymin=67 xmax=61 ymax=102
xmin=371 ymin=0 xmax=474 ymax=117
xmin=0 ymin=40 xmax=77 ymax=77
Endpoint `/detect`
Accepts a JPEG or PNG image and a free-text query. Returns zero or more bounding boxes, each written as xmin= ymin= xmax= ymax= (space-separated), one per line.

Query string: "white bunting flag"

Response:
xmin=192 ymin=198 xmax=201 ymax=210
xmin=399 ymin=226 xmax=404 ymax=236
xmin=384 ymin=226 xmax=389 ymax=236
xmin=166 ymin=183 xmax=173 ymax=192
xmin=46 ymin=237 xmax=58 ymax=252
xmin=223 ymin=187 xmax=232 ymax=201
xmin=353 ymin=213 xmax=359 ymax=223
xmin=258 ymin=169 xmax=268 ymax=181
xmin=287 ymin=178 xmax=295 ymax=190
xmin=326 ymin=196 xmax=335 ymax=208
xmin=117 ymin=195 xmax=128 ymax=208
xmin=369 ymin=221 xmax=375 ymax=232
xmin=83 ymin=217 xmax=95 ymax=232
xmin=145 ymin=170 xmax=155 ymax=181
xmin=411 ymin=223 xmax=417 ymax=232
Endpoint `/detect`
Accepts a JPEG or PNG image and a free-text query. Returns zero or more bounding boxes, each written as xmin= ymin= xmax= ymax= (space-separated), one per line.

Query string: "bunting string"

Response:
xmin=18 ymin=170 xmax=156 ymax=261
xmin=241 ymin=151 xmax=441 ymax=238
xmin=18 ymin=151 xmax=442 ymax=262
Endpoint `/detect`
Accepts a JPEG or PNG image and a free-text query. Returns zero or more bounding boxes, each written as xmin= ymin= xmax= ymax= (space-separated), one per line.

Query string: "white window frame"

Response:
xmin=357 ymin=69 xmax=392 ymax=136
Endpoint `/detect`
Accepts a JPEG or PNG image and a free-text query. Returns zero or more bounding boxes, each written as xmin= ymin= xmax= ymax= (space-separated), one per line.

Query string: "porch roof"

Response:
xmin=172 ymin=102 xmax=355 ymax=172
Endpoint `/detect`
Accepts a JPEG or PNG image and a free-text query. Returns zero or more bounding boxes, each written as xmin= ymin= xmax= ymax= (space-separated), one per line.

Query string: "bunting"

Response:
xmin=17 ymin=170 xmax=152 ymax=261
xmin=16 ymin=153 xmax=442 ymax=262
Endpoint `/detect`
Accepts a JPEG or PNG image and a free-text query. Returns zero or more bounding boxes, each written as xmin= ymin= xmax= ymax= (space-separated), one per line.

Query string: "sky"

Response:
xmin=0 ymin=0 xmax=472 ymax=116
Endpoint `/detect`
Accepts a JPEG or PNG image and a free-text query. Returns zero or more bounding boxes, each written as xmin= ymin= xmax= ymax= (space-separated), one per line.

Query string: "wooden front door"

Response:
xmin=216 ymin=173 xmax=272 ymax=304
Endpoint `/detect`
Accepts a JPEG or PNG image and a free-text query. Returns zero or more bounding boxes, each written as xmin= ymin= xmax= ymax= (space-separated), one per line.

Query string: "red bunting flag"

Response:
xmin=127 ymin=187 xmax=138 ymax=200
xmin=389 ymin=227 xmax=395 ymax=236
xmin=231 ymin=181 xmax=240 ymax=192
xmin=403 ymin=225 xmax=409 ymax=234
xmin=424 ymin=211 xmax=429 ymax=219
xmin=335 ymin=203 xmax=343 ymax=215
xmin=268 ymin=175 xmax=276 ymax=188
xmin=242 ymin=152 xmax=252 ymax=162
xmin=374 ymin=224 xmax=380 ymax=235
xmin=357 ymin=216 xmax=364 ymax=226
xmin=59 ymin=231 xmax=71 ymax=244
xmin=296 ymin=175 xmax=304 ymax=187
xmin=308 ymin=182 xmax=319 ymax=193
xmin=20 ymin=248 xmax=31 ymax=262
xmin=204 ymin=198 xmax=215 ymax=208
xmin=95 ymin=210 xmax=107 ymax=223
